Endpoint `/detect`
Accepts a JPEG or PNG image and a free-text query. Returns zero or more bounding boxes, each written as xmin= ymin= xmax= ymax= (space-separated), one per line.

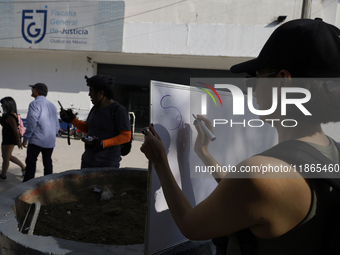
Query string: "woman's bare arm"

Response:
xmin=194 ymin=115 xmax=225 ymax=182
xmin=141 ymin=124 xmax=271 ymax=240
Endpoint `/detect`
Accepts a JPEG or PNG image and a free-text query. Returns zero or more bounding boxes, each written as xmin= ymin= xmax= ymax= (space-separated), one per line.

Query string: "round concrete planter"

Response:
xmin=0 ymin=168 xmax=147 ymax=255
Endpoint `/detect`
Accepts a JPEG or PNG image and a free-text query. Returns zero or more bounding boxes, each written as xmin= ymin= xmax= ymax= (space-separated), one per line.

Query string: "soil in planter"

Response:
xmin=33 ymin=179 xmax=147 ymax=245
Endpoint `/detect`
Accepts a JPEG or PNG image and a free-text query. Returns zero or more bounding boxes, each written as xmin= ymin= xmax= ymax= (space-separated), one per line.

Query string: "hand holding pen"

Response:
xmin=192 ymin=114 xmax=216 ymax=141
xmin=140 ymin=124 xmax=168 ymax=165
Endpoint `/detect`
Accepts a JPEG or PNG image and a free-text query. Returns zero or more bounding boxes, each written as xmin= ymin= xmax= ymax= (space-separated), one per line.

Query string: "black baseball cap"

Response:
xmin=85 ymin=75 xmax=114 ymax=90
xmin=29 ymin=83 xmax=48 ymax=95
xmin=230 ymin=18 xmax=340 ymax=77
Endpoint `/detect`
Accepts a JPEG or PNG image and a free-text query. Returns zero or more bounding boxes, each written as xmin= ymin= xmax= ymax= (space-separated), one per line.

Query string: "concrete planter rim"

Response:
xmin=0 ymin=167 xmax=147 ymax=255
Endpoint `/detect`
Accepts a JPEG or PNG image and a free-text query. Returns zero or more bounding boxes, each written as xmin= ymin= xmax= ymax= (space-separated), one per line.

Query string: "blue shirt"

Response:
xmin=23 ymin=96 xmax=59 ymax=148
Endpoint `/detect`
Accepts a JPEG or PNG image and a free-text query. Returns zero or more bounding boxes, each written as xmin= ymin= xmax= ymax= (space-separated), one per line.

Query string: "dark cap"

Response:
xmin=85 ymin=75 xmax=115 ymax=91
xmin=29 ymin=83 xmax=48 ymax=95
xmin=230 ymin=18 xmax=340 ymax=77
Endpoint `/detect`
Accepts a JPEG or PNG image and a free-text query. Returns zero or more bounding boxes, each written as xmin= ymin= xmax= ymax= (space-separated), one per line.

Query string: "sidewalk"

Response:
xmin=0 ymin=133 xmax=148 ymax=195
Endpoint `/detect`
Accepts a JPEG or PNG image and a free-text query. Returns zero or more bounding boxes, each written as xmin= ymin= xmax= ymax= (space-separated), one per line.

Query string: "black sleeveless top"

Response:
xmin=1 ymin=113 xmax=18 ymax=145
xmin=226 ymin=141 xmax=340 ymax=255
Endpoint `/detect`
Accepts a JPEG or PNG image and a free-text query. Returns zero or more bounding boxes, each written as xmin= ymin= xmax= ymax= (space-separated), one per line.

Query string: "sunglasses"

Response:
xmin=244 ymin=72 xmax=278 ymax=91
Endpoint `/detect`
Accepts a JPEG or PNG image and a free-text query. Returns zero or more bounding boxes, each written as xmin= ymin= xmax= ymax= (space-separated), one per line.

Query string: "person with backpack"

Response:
xmin=141 ymin=18 xmax=340 ymax=254
xmin=0 ymin=97 xmax=25 ymax=180
xmin=60 ymin=74 xmax=131 ymax=169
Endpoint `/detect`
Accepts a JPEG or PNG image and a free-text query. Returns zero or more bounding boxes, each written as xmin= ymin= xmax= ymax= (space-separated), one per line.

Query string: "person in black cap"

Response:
xmin=141 ymin=18 xmax=340 ymax=254
xmin=60 ymin=74 xmax=131 ymax=168
xmin=22 ymin=83 xmax=59 ymax=182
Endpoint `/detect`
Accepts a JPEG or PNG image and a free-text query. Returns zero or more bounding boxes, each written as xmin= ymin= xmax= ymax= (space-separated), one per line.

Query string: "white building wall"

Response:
xmin=123 ymin=0 xmax=303 ymax=25
xmin=123 ymin=23 xmax=276 ymax=57
xmin=0 ymin=49 xmax=95 ymax=117
xmin=1 ymin=0 xmax=340 ymax=116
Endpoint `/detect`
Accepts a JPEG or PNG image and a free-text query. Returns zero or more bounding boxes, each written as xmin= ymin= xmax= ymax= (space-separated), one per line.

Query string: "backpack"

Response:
xmin=17 ymin=114 xmax=25 ymax=138
xmin=110 ymin=102 xmax=133 ymax=156
xmin=213 ymin=139 xmax=340 ymax=255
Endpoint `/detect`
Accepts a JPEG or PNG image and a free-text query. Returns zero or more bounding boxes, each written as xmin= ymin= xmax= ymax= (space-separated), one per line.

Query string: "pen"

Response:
xmin=142 ymin=128 xmax=149 ymax=135
xmin=142 ymin=128 xmax=155 ymax=136
xmin=192 ymin=114 xmax=216 ymax=141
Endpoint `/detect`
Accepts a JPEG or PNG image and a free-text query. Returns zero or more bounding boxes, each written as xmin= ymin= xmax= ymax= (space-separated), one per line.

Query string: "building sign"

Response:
xmin=0 ymin=1 xmax=125 ymax=52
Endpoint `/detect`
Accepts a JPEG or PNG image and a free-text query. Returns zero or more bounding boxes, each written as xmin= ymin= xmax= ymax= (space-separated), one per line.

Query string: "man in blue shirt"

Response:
xmin=23 ymin=83 xmax=59 ymax=182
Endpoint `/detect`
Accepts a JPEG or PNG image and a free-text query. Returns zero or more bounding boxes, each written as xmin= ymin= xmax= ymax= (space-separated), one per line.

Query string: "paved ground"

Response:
xmin=0 ymin=133 xmax=148 ymax=195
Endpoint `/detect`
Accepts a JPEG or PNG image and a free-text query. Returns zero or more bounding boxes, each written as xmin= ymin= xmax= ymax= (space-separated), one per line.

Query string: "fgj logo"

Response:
xmin=197 ymin=82 xmax=222 ymax=106
xmin=212 ymin=84 xmax=311 ymax=128
xmin=22 ymin=9 xmax=47 ymax=44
